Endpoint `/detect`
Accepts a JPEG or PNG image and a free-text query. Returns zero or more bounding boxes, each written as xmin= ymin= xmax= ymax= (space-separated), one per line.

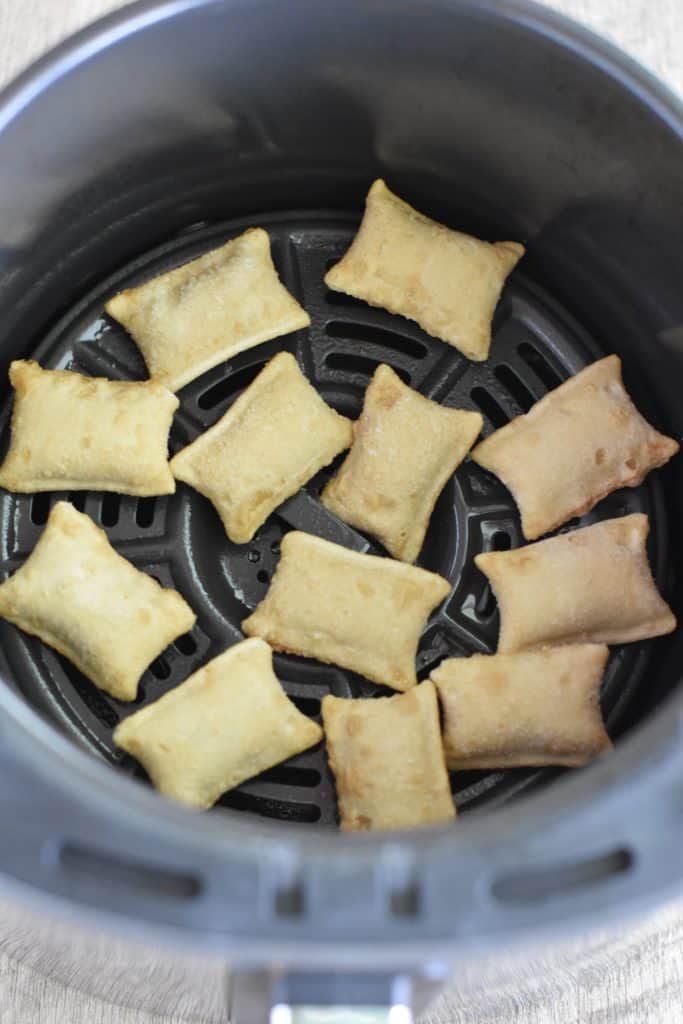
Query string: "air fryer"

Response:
xmin=0 ymin=0 xmax=681 ymax=1020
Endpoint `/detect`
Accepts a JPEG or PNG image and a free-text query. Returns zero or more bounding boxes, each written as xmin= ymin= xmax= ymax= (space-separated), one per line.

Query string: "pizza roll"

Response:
xmin=472 ymin=355 xmax=679 ymax=540
xmin=242 ymin=531 xmax=450 ymax=691
xmin=114 ymin=638 xmax=322 ymax=809
xmin=322 ymin=681 xmax=456 ymax=831
xmin=325 ymin=179 xmax=524 ymax=361
xmin=322 ymin=364 xmax=482 ymax=562
xmin=431 ymin=646 xmax=611 ymax=769
xmin=475 ymin=514 xmax=676 ymax=653
xmin=170 ymin=352 xmax=352 ymax=543
xmin=0 ymin=361 xmax=177 ymax=495
xmin=105 ymin=228 xmax=310 ymax=392
xmin=0 ymin=502 xmax=195 ymax=700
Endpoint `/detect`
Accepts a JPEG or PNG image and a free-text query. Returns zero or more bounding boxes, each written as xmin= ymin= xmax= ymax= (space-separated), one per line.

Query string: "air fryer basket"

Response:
xmin=0 ymin=0 xmax=682 ymax=1006
xmin=0 ymin=212 xmax=667 ymax=824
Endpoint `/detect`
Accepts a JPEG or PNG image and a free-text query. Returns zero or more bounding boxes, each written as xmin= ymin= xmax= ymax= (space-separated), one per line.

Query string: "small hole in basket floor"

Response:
xmin=492 ymin=531 xmax=512 ymax=551
xmin=476 ymin=583 xmax=497 ymax=619
xmin=174 ymin=633 xmax=198 ymax=656
xmin=100 ymin=493 xmax=120 ymax=527
xmin=470 ymin=387 xmax=509 ymax=429
xmin=149 ymin=657 xmax=171 ymax=680
xmin=136 ymin=497 xmax=156 ymax=528
xmin=69 ymin=492 xmax=87 ymax=512
xmin=30 ymin=493 xmax=51 ymax=525
xmin=291 ymin=695 xmax=320 ymax=718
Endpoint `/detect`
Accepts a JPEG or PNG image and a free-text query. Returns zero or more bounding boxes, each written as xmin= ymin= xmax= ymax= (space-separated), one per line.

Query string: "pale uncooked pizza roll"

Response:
xmin=0 ymin=502 xmax=195 ymax=700
xmin=322 ymin=681 xmax=456 ymax=831
xmin=0 ymin=361 xmax=178 ymax=495
xmin=325 ymin=180 xmax=524 ymax=361
xmin=475 ymin=514 xmax=675 ymax=653
xmin=114 ymin=638 xmax=322 ymax=809
xmin=242 ymin=531 xmax=450 ymax=691
xmin=322 ymin=364 xmax=482 ymax=562
xmin=431 ymin=646 xmax=612 ymax=769
xmin=171 ymin=352 xmax=352 ymax=543
xmin=472 ymin=355 xmax=679 ymax=540
xmin=105 ymin=228 xmax=310 ymax=392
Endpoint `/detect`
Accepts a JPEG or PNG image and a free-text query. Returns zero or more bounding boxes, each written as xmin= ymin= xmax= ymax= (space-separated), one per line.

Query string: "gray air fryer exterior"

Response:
xmin=0 ymin=0 xmax=682 ymax=1011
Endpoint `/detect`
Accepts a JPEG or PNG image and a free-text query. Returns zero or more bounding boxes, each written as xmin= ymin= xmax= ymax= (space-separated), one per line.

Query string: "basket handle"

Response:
xmin=228 ymin=969 xmax=436 ymax=1024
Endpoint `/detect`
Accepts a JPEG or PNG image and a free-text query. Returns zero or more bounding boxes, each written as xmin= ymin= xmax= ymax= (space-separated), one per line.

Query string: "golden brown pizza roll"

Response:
xmin=431 ymin=646 xmax=612 ymax=769
xmin=472 ymin=355 xmax=679 ymax=540
xmin=114 ymin=638 xmax=322 ymax=809
xmin=0 ymin=502 xmax=195 ymax=700
xmin=105 ymin=228 xmax=310 ymax=392
xmin=170 ymin=352 xmax=352 ymax=544
xmin=322 ymin=681 xmax=456 ymax=831
xmin=321 ymin=364 xmax=482 ymax=562
xmin=475 ymin=514 xmax=675 ymax=653
xmin=242 ymin=531 xmax=450 ymax=691
xmin=325 ymin=180 xmax=524 ymax=361
xmin=0 ymin=361 xmax=178 ymax=495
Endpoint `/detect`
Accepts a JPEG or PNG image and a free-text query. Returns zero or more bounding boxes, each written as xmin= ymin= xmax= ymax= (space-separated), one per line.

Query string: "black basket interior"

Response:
xmin=0 ymin=211 xmax=674 ymax=827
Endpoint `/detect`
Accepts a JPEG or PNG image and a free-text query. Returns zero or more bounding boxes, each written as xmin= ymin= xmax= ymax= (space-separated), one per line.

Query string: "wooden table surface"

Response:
xmin=0 ymin=1 xmax=681 ymax=1022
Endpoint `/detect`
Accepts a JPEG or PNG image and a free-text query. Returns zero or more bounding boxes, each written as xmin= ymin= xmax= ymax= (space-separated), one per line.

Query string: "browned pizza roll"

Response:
xmin=0 ymin=502 xmax=195 ymax=700
xmin=321 ymin=364 xmax=483 ymax=562
xmin=0 ymin=361 xmax=178 ymax=495
xmin=105 ymin=228 xmax=310 ymax=391
xmin=431 ymin=646 xmax=612 ymax=769
xmin=114 ymin=638 xmax=322 ymax=808
xmin=322 ymin=681 xmax=456 ymax=830
xmin=325 ymin=179 xmax=524 ymax=361
xmin=170 ymin=352 xmax=352 ymax=543
xmin=472 ymin=355 xmax=679 ymax=540
xmin=242 ymin=531 xmax=450 ymax=691
xmin=475 ymin=514 xmax=676 ymax=653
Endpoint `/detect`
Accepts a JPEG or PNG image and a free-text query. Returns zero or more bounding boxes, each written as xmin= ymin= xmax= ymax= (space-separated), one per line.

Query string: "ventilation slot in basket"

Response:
xmin=136 ymin=497 xmax=156 ymax=528
xmin=30 ymin=493 xmax=51 ymax=525
xmin=325 ymin=352 xmax=410 ymax=383
xmin=257 ymin=764 xmax=321 ymax=788
xmin=518 ymin=342 xmax=563 ymax=390
xmin=494 ymin=364 xmax=537 ymax=412
xmin=100 ymin=493 xmax=120 ymax=527
xmin=198 ymin=362 xmax=265 ymax=410
xmin=326 ymin=320 xmax=428 ymax=360
xmin=470 ymin=387 xmax=509 ymax=428
xmin=221 ymin=790 xmax=322 ymax=823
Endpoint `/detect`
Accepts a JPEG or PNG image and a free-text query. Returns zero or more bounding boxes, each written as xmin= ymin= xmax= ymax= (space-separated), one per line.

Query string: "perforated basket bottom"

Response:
xmin=0 ymin=211 xmax=665 ymax=826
